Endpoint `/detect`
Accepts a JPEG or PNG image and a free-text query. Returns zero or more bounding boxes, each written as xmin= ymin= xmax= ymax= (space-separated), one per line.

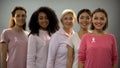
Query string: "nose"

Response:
xmin=97 ymin=19 xmax=101 ymax=23
xmin=67 ymin=18 xmax=73 ymax=23
xmin=67 ymin=20 xmax=72 ymax=23
xmin=43 ymin=18 xmax=48 ymax=22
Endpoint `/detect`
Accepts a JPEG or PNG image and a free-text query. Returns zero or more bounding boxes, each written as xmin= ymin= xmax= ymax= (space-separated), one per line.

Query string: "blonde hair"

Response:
xmin=60 ymin=9 xmax=76 ymax=22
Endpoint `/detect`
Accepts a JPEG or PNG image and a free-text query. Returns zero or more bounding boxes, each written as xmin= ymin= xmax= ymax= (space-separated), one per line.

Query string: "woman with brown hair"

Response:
xmin=0 ymin=6 xmax=28 ymax=68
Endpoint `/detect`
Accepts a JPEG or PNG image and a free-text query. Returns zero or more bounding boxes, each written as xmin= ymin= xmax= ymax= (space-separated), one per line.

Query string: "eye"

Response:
xmin=64 ymin=17 xmax=68 ymax=20
xmin=93 ymin=17 xmax=98 ymax=20
xmin=39 ymin=17 xmax=43 ymax=20
xmin=16 ymin=15 xmax=20 ymax=17
xmin=15 ymin=14 xmax=26 ymax=18
xmin=80 ymin=16 xmax=84 ymax=19
xmin=21 ymin=15 xmax=26 ymax=17
xmin=69 ymin=17 xmax=73 ymax=20
xmin=100 ymin=17 xmax=104 ymax=20
xmin=86 ymin=16 xmax=90 ymax=20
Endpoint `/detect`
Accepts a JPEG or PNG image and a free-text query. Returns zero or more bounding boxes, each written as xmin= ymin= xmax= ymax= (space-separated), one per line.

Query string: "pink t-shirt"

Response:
xmin=78 ymin=33 xmax=118 ymax=68
xmin=0 ymin=28 xmax=28 ymax=68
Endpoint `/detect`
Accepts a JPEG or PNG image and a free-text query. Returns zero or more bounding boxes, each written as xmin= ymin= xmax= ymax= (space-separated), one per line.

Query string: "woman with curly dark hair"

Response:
xmin=27 ymin=6 xmax=59 ymax=68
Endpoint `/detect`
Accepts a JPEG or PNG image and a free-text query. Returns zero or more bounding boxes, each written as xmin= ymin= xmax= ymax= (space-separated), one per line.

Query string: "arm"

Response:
xmin=46 ymin=35 xmax=58 ymax=68
xmin=27 ymin=35 xmax=37 ymax=68
xmin=78 ymin=35 xmax=87 ymax=68
xmin=1 ymin=42 xmax=7 ymax=68
xmin=0 ymin=29 xmax=8 ymax=68
xmin=113 ymin=64 xmax=118 ymax=68
xmin=78 ymin=62 xmax=84 ymax=68
xmin=111 ymin=35 xmax=118 ymax=68
xmin=66 ymin=45 xmax=74 ymax=68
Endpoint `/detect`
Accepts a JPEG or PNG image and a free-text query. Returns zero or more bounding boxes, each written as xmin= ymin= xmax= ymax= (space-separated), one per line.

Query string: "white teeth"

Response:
xmin=82 ymin=23 xmax=87 ymax=26
xmin=97 ymin=24 xmax=102 ymax=26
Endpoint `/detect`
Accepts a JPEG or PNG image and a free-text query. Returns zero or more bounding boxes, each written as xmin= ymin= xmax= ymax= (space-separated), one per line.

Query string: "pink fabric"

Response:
xmin=46 ymin=28 xmax=74 ymax=68
xmin=78 ymin=33 xmax=118 ymax=68
xmin=27 ymin=30 xmax=50 ymax=68
xmin=0 ymin=28 xmax=28 ymax=68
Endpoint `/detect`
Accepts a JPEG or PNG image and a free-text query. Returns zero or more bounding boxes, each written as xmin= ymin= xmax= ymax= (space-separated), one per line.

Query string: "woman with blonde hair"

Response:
xmin=66 ymin=9 xmax=91 ymax=68
xmin=47 ymin=9 xmax=76 ymax=68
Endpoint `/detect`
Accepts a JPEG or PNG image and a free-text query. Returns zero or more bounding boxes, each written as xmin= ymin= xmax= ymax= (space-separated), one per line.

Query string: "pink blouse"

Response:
xmin=46 ymin=28 xmax=74 ymax=68
xmin=78 ymin=33 xmax=118 ymax=68
xmin=27 ymin=30 xmax=50 ymax=68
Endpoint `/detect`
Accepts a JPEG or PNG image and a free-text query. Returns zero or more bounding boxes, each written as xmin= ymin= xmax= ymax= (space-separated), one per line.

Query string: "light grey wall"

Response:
xmin=0 ymin=0 xmax=120 ymax=67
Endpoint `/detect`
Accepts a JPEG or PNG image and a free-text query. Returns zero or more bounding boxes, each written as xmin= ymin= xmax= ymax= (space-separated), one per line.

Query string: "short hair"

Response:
xmin=60 ymin=9 xmax=76 ymax=22
xmin=9 ymin=6 xmax=27 ymax=30
xmin=77 ymin=9 xmax=91 ymax=23
xmin=90 ymin=8 xmax=108 ymax=30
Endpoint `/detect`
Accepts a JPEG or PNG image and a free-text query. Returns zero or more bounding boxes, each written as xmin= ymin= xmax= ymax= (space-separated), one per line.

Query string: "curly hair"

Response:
xmin=29 ymin=6 xmax=59 ymax=36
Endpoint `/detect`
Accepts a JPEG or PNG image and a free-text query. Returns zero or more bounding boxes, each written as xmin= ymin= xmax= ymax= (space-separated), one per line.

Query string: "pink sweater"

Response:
xmin=78 ymin=33 xmax=118 ymax=68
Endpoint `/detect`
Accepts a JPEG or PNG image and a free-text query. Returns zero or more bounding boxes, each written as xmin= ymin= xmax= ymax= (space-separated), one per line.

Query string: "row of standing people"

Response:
xmin=0 ymin=6 xmax=118 ymax=68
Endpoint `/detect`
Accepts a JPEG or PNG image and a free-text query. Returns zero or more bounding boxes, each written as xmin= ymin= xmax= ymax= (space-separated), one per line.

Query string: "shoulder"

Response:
xmin=1 ymin=28 xmax=13 ymax=34
xmin=82 ymin=33 xmax=91 ymax=38
xmin=105 ymin=33 xmax=116 ymax=39
xmin=29 ymin=34 xmax=37 ymax=37
xmin=51 ymin=30 xmax=60 ymax=37
xmin=106 ymin=33 xmax=114 ymax=37
xmin=69 ymin=32 xmax=78 ymax=39
xmin=2 ymin=28 xmax=12 ymax=32
xmin=51 ymin=32 xmax=58 ymax=39
xmin=50 ymin=30 xmax=61 ymax=41
xmin=72 ymin=32 xmax=78 ymax=37
xmin=24 ymin=31 xmax=29 ymax=35
xmin=29 ymin=34 xmax=38 ymax=39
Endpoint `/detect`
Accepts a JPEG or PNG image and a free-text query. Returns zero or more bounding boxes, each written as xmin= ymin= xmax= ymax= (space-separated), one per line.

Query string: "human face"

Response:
xmin=61 ymin=13 xmax=75 ymax=29
xmin=92 ymin=12 xmax=107 ymax=31
xmin=13 ymin=10 xmax=26 ymax=27
xmin=79 ymin=12 xmax=91 ymax=30
xmin=38 ymin=12 xmax=49 ymax=30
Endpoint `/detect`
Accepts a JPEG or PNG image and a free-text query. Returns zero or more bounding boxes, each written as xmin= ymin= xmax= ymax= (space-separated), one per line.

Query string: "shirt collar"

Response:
xmin=59 ymin=28 xmax=75 ymax=37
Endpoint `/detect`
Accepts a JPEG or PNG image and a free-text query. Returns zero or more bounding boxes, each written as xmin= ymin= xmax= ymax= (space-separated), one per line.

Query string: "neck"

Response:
xmin=40 ymin=27 xmax=47 ymax=31
xmin=78 ymin=28 xmax=89 ymax=39
xmin=63 ymin=27 xmax=73 ymax=35
xmin=79 ymin=28 xmax=88 ymax=34
xmin=92 ymin=29 xmax=105 ymax=35
xmin=13 ymin=25 xmax=23 ymax=32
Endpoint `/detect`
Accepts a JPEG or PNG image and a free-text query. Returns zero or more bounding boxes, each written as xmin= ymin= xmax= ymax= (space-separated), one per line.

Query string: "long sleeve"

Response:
xmin=78 ymin=34 xmax=87 ymax=63
xmin=111 ymin=35 xmax=118 ymax=64
xmin=46 ymin=34 xmax=58 ymax=68
xmin=66 ymin=35 xmax=74 ymax=48
xmin=27 ymin=35 xmax=37 ymax=68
